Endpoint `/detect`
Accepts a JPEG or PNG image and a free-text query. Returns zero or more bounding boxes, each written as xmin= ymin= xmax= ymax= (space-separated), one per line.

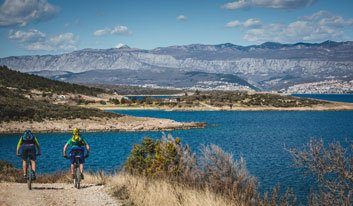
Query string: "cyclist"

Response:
xmin=16 ymin=129 xmax=41 ymax=179
xmin=63 ymin=128 xmax=90 ymax=179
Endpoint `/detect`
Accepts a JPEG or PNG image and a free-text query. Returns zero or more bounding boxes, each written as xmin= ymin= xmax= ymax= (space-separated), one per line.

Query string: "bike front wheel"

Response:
xmin=27 ymin=166 xmax=32 ymax=190
xmin=75 ymin=167 xmax=81 ymax=189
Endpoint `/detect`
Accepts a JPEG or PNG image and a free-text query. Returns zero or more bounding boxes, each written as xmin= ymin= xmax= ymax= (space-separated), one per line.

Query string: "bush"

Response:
xmin=0 ymin=160 xmax=23 ymax=182
xmin=125 ymin=134 xmax=296 ymax=205
xmin=289 ymin=140 xmax=353 ymax=206
xmin=109 ymin=98 xmax=120 ymax=105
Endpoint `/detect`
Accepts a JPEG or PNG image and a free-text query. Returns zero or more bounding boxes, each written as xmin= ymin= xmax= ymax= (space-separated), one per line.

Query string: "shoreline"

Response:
xmin=84 ymin=102 xmax=353 ymax=112
xmin=0 ymin=116 xmax=205 ymax=134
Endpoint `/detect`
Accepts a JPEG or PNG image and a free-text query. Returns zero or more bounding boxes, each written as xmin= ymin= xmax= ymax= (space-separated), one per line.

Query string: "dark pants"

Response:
xmin=21 ymin=144 xmax=36 ymax=161
xmin=69 ymin=147 xmax=85 ymax=164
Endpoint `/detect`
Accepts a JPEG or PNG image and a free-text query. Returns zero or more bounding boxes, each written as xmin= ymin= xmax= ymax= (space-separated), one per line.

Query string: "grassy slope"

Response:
xmin=0 ymin=66 xmax=121 ymax=122
xmin=0 ymin=66 xmax=106 ymax=96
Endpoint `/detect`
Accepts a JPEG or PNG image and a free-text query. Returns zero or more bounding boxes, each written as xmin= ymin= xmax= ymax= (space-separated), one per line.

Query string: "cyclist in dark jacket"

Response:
xmin=16 ymin=130 xmax=41 ymax=179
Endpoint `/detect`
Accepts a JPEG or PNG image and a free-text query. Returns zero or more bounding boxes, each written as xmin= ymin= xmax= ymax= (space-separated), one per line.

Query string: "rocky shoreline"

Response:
xmin=89 ymin=102 xmax=353 ymax=112
xmin=0 ymin=116 xmax=205 ymax=134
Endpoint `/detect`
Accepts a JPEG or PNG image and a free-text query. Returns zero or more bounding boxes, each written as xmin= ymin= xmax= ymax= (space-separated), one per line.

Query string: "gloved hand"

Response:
xmin=84 ymin=151 xmax=89 ymax=158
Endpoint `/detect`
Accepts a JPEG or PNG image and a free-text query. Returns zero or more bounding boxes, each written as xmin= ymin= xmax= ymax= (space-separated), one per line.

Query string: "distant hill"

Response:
xmin=0 ymin=66 xmax=121 ymax=122
xmin=0 ymin=66 xmax=106 ymax=96
xmin=49 ymin=68 xmax=258 ymax=91
xmin=0 ymin=41 xmax=352 ymax=90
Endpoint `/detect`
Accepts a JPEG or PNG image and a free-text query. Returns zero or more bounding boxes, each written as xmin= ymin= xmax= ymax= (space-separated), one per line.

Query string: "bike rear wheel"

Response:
xmin=27 ymin=162 xmax=32 ymax=190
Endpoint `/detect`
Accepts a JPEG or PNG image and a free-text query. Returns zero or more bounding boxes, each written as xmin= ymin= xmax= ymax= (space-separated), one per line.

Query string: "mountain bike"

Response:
xmin=65 ymin=150 xmax=88 ymax=189
xmin=18 ymin=151 xmax=39 ymax=190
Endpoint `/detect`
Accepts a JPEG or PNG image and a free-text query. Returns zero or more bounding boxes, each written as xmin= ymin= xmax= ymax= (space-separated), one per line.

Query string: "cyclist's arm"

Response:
xmin=63 ymin=143 xmax=69 ymax=156
xmin=16 ymin=137 xmax=23 ymax=155
xmin=34 ymin=137 xmax=41 ymax=154
xmin=85 ymin=143 xmax=90 ymax=152
xmin=83 ymin=138 xmax=90 ymax=152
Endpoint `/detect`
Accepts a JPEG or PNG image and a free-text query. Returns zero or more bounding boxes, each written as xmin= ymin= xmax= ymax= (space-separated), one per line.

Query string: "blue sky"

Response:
xmin=0 ymin=0 xmax=353 ymax=57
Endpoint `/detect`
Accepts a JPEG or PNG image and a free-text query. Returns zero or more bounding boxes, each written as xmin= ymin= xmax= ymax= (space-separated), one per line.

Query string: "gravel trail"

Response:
xmin=0 ymin=182 xmax=121 ymax=206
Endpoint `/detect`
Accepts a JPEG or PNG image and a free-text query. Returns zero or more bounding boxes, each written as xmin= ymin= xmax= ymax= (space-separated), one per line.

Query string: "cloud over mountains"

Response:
xmin=222 ymin=0 xmax=317 ymax=10
xmin=9 ymin=29 xmax=78 ymax=51
xmin=93 ymin=25 xmax=132 ymax=36
xmin=0 ymin=0 xmax=59 ymax=27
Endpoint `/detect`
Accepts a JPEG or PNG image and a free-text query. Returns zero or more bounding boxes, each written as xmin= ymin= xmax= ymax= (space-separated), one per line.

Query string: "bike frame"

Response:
xmin=25 ymin=151 xmax=37 ymax=190
xmin=73 ymin=155 xmax=82 ymax=189
xmin=65 ymin=149 xmax=86 ymax=189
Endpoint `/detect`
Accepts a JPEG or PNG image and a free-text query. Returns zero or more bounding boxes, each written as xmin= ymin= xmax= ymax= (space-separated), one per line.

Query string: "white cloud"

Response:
xmin=0 ymin=0 xmax=59 ymax=27
xmin=93 ymin=25 xmax=131 ymax=36
xmin=226 ymin=20 xmax=241 ymax=28
xmin=94 ymin=29 xmax=109 ymax=36
xmin=177 ymin=15 xmax=187 ymax=21
xmin=222 ymin=0 xmax=316 ymax=10
xmin=9 ymin=29 xmax=46 ymax=42
xmin=243 ymin=18 xmax=262 ymax=28
xmin=226 ymin=18 xmax=261 ymax=28
xmin=242 ymin=11 xmax=353 ymax=43
xmin=8 ymin=29 xmax=79 ymax=51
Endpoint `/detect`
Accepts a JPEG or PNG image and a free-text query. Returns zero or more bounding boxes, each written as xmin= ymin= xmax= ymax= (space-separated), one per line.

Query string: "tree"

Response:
xmin=289 ymin=140 xmax=353 ymax=206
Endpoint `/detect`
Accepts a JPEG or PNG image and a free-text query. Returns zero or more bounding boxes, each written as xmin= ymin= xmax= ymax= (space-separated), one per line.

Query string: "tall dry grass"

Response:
xmin=123 ymin=134 xmax=296 ymax=206
xmin=108 ymin=173 xmax=233 ymax=206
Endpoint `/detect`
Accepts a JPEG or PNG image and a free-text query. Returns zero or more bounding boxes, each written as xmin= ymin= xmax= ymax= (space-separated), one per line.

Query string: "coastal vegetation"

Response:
xmin=0 ymin=66 xmax=106 ymax=96
xmin=0 ymin=67 xmax=202 ymax=132
xmin=0 ymin=65 xmax=120 ymax=122
xmin=92 ymin=84 xmax=183 ymax=95
xmin=0 ymin=87 xmax=120 ymax=122
xmin=107 ymin=90 xmax=325 ymax=109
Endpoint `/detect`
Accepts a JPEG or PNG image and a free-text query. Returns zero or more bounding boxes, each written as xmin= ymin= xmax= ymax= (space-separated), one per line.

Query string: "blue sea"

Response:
xmin=1 ymin=94 xmax=353 ymax=203
xmin=293 ymin=93 xmax=353 ymax=103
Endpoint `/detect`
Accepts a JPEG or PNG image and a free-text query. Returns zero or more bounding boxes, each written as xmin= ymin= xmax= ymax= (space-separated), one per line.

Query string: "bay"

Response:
xmin=1 ymin=96 xmax=353 ymax=203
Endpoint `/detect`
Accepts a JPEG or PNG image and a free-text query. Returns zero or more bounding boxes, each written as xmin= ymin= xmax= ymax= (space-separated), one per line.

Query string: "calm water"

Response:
xmin=125 ymin=95 xmax=174 ymax=101
xmin=293 ymin=93 xmax=353 ymax=103
xmin=1 ymin=95 xmax=353 ymax=203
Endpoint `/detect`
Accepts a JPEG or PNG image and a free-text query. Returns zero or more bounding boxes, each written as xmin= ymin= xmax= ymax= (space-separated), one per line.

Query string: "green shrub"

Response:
xmin=124 ymin=135 xmax=296 ymax=205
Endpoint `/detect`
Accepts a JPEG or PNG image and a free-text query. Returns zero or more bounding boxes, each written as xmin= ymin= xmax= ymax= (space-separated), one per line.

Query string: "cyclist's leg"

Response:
xmin=70 ymin=164 xmax=74 ymax=174
xmin=79 ymin=148 xmax=85 ymax=179
xmin=29 ymin=146 xmax=36 ymax=172
xmin=21 ymin=146 xmax=29 ymax=177
xmin=30 ymin=160 xmax=36 ymax=172
xmin=79 ymin=163 xmax=84 ymax=173
xmin=22 ymin=160 xmax=27 ymax=176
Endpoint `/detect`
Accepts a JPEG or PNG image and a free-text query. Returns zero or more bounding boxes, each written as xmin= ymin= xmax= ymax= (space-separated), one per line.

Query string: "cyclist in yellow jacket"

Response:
xmin=63 ymin=128 xmax=90 ymax=179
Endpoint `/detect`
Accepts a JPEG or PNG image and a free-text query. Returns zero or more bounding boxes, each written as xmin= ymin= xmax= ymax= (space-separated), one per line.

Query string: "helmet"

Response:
xmin=23 ymin=129 xmax=34 ymax=140
xmin=72 ymin=128 xmax=80 ymax=142
xmin=73 ymin=128 xmax=79 ymax=135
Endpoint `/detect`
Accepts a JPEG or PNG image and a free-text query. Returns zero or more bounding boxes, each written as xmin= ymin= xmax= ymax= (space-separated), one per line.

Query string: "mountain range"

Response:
xmin=1 ymin=40 xmax=353 ymax=91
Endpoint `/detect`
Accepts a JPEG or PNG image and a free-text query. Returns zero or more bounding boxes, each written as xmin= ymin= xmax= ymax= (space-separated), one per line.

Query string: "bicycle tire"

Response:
xmin=76 ymin=167 xmax=81 ymax=189
xmin=73 ymin=167 xmax=77 ymax=188
xmin=27 ymin=161 xmax=32 ymax=190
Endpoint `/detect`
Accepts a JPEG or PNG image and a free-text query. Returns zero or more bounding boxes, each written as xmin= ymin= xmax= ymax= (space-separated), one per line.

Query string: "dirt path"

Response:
xmin=0 ymin=182 xmax=121 ymax=206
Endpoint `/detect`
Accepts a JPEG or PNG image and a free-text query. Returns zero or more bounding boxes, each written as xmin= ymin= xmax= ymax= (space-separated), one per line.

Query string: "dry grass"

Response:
xmin=108 ymin=173 xmax=233 ymax=206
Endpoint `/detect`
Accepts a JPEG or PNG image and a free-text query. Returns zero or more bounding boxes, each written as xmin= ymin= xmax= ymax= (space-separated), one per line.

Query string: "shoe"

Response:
xmin=81 ymin=173 xmax=84 ymax=180
xmin=23 ymin=174 xmax=27 ymax=179
xmin=32 ymin=172 xmax=36 ymax=180
xmin=71 ymin=174 xmax=75 ymax=179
